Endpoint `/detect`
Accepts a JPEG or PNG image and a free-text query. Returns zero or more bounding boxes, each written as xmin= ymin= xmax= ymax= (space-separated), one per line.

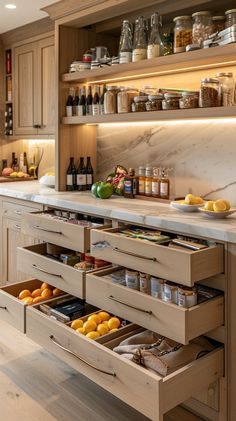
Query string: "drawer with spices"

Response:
xmin=91 ymin=226 xmax=224 ymax=286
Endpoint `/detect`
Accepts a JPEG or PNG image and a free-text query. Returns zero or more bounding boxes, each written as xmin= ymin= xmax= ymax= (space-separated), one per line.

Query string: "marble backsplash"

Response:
xmin=97 ymin=120 xmax=236 ymax=204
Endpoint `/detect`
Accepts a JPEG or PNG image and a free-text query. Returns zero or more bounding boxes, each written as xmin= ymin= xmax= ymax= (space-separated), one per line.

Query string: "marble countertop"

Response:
xmin=1 ymin=181 xmax=236 ymax=243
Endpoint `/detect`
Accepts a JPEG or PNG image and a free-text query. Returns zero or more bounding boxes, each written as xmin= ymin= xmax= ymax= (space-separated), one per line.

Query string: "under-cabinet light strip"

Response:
xmin=86 ymin=118 xmax=236 ymax=126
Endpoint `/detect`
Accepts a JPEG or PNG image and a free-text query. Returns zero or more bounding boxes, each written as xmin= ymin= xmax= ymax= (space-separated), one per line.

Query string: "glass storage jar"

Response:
xmin=117 ymin=87 xmax=138 ymax=113
xmin=179 ymin=91 xmax=199 ymax=109
xmin=162 ymin=93 xmax=181 ymax=110
xmin=145 ymin=94 xmax=163 ymax=111
xmin=225 ymin=9 xmax=236 ymax=28
xmin=192 ymin=11 xmax=214 ymax=48
xmin=199 ymin=78 xmax=220 ymax=108
xmin=216 ymin=72 xmax=235 ymax=106
xmin=131 ymin=96 xmax=148 ymax=112
xmin=104 ymin=86 xmax=119 ymax=114
xmin=212 ymin=16 xmax=225 ymax=33
xmin=173 ymin=16 xmax=192 ymax=53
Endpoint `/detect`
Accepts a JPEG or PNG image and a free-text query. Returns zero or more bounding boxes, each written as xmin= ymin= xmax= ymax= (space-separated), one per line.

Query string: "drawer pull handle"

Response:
xmin=49 ymin=335 xmax=116 ymax=377
xmin=113 ymin=247 xmax=158 ymax=262
xmin=109 ymin=295 xmax=152 ymax=315
xmin=13 ymin=224 xmax=21 ymax=230
xmin=32 ymin=264 xmax=63 ymax=278
xmin=32 ymin=225 xmax=63 ymax=235
xmin=0 ymin=306 xmax=7 ymax=310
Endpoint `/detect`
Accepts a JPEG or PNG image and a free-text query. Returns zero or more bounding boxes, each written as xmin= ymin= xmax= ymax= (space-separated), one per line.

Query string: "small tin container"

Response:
xmin=139 ymin=273 xmax=151 ymax=294
xmin=178 ymin=286 xmax=197 ymax=308
xmin=150 ymin=277 xmax=164 ymax=298
xmin=125 ymin=269 xmax=140 ymax=290
xmin=162 ymin=281 xmax=178 ymax=304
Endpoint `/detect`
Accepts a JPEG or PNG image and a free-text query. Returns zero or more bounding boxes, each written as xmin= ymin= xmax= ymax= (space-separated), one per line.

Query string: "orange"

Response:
xmin=98 ymin=311 xmax=110 ymax=322
xmin=76 ymin=327 xmax=86 ymax=335
xmin=96 ymin=323 xmax=109 ymax=336
xmin=53 ymin=288 xmax=62 ymax=296
xmin=87 ymin=314 xmax=101 ymax=325
xmin=32 ymin=296 xmax=44 ymax=304
xmin=71 ymin=319 xmax=83 ymax=330
xmin=22 ymin=296 xmax=34 ymax=305
xmin=109 ymin=328 xmax=119 ymax=333
xmin=31 ymin=288 xmax=42 ymax=298
xmin=108 ymin=317 xmax=120 ymax=330
xmin=83 ymin=320 xmax=97 ymax=334
xmin=41 ymin=282 xmax=51 ymax=291
xmin=86 ymin=331 xmax=100 ymax=340
xmin=18 ymin=289 xmax=32 ymax=300
xmin=41 ymin=288 xmax=53 ymax=299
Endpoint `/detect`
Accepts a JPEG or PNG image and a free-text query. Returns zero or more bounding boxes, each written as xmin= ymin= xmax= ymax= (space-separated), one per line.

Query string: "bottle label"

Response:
xmin=87 ymin=174 xmax=93 ymax=185
xmin=160 ymin=182 xmax=168 ymax=196
xmin=124 ymin=180 xmax=132 ymax=194
xmin=145 ymin=180 xmax=152 ymax=195
xmin=75 ymin=105 xmax=80 ymax=116
xmin=86 ymin=105 xmax=92 ymax=115
xmin=139 ymin=179 xmax=145 ymax=194
xmin=78 ymin=105 xmax=85 ymax=116
xmin=22 ymin=165 xmax=27 ymax=173
xmin=99 ymin=104 xmax=105 ymax=115
xmin=66 ymin=106 xmax=72 ymax=117
xmin=77 ymin=174 xmax=86 ymax=185
xmin=132 ymin=49 xmax=147 ymax=62
xmin=152 ymin=181 xmax=160 ymax=196
xmin=92 ymin=104 xmax=100 ymax=116
xmin=67 ymin=174 xmax=73 ymax=186
xmin=147 ymin=44 xmax=160 ymax=59
xmin=119 ymin=51 xmax=132 ymax=64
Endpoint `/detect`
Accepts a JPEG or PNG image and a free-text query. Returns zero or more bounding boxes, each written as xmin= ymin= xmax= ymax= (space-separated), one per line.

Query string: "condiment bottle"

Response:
xmin=132 ymin=16 xmax=147 ymax=62
xmin=152 ymin=168 xmax=160 ymax=197
xmin=147 ymin=12 xmax=163 ymax=59
xmin=145 ymin=167 xmax=153 ymax=197
xmin=124 ymin=168 xmax=138 ymax=198
xmin=138 ymin=166 xmax=146 ymax=195
xmin=160 ymin=168 xmax=170 ymax=199
xmin=119 ymin=20 xmax=133 ymax=64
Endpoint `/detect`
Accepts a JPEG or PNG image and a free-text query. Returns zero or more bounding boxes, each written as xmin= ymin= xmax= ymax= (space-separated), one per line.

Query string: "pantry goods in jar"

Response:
xmin=192 ymin=11 xmax=214 ymax=48
xmin=145 ymin=94 xmax=163 ymax=111
xmin=131 ymin=96 xmax=148 ymax=112
xmin=104 ymin=86 xmax=119 ymax=114
xmin=178 ymin=286 xmax=197 ymax=308
xmin=225 ymin=9 xmax=236 ymax=28
xmin=179 ymin=92 xmax=199 ymax=109
xmin=162 ymin=93 xmax=181 ymax=110
xmin=212 ymin=16 xmax=226 ymax=33
xmin=173 ymin=16 xmax=192 ymax=53
xmin=216 ymin=72 xmax=235 ymax=106
xmin=117 ymin=87 xmax=138 ymax=113
xmin=199 ymin=78 xmax=220 ymax=107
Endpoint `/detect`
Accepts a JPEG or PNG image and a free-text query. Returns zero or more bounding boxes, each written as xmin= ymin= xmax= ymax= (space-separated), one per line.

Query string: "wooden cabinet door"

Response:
xmin=14 ymin=41 xmax=38 ymax=136
xmin=37 ymin=36 xmax=55 ymax=135
xmin=2 ymin=218 xmax=38 ymax=285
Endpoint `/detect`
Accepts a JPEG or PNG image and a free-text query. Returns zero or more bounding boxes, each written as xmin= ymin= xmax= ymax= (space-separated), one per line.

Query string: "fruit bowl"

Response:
xmin=199 ymin=208 xmax=236 ymax=219
xmin=171 ymin=200 xmax=203 ymax=212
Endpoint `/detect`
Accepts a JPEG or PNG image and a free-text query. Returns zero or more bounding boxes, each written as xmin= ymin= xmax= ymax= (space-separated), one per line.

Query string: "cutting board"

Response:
xmin=0 ymin=176 xmax=35 ymax=183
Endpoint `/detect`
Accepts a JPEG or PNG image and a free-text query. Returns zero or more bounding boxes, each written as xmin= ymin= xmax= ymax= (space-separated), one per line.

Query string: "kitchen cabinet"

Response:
xmin=14 ymin=33 xmax=55 ymax=136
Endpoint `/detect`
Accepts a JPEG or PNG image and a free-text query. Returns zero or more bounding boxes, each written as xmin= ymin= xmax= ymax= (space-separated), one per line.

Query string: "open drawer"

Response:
xmin=17 ymin=243 xmax=97 ymax=299
xmin=91 ymin=228 xmax=224 ymax=286
xmin=26 ymin=304 xmax=224 ymax=421
xmin=86 ymin=267 xmax=224 ymax=345
xmin=21 ymin=210 xmax=110 ymax=252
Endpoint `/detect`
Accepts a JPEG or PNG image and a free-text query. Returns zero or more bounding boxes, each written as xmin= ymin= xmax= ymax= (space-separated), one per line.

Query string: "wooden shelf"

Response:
xmin=62 ymin=106 xmax=236 ymax=125
xmin=61 ymin=44 xmax=236 ymax=84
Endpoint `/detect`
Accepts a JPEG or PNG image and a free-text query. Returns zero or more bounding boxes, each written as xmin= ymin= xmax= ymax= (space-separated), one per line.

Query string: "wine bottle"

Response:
xmin=73 ymin=88 xmax=79 ymax=116
xmin=23 ymin=152 xmax=28 ymax=173
xmin=99 ymin=85 xmax=106 ymax=115
xmin=66 ymin=157 xmax=77 ymax=191
xmin=86 ymin=156 xmax=94 ymax=189
xmin=92 ymin=85 xmax=100 ymax=116
xmin=77 ymin=157 xmax=87 ymax=191
xmin=10 ymin=152 xmax=15 ymax=168
xmin=66 ymin=87 xmax=75 ymax=117
xmin=78 ymin=86 xmax=86 ymax=116
xmin=86 ymin=85 xmax=93 ymax=116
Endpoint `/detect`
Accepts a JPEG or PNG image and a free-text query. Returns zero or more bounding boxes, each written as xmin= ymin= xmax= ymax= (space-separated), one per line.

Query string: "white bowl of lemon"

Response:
xmin=199 ymin=199 xmax=235 ymax=219
xmin=171 ymin=194 xmax=204 ymax=212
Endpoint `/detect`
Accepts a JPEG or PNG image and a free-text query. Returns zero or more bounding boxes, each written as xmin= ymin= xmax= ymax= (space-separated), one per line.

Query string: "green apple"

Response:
xmin=97 ymin=182 xmax=113 ymax=199
xmin=91 ymin=182 xmax=101 ymax=198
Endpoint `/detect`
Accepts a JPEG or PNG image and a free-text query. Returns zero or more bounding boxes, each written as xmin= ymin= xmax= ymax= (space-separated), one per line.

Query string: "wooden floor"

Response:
xmin=0 ymin=320 xmax=204 ymax=421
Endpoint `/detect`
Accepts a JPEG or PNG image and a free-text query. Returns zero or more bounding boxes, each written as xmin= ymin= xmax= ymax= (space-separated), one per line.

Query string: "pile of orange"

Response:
xmin=18 ymin=282 xmax=62 ymax=305
xmin=70 ymin=310 xmax=121 ymax=340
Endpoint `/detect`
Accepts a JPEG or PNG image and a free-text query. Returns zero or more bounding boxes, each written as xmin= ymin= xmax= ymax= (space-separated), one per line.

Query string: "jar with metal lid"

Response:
xmin=139 ymin=273 xmax=151 ymax=294
xmin=150 ymin=277 xmax=164 ymax=298
xmin=104 ymin=86 xmax=119 ymax=114
xmin=125 ymin=269 xmax=139 ymax=290
xmin=162 ymin=281 xmax=178 ymax=304
xmin=212 ymin=16 xmax=225 ymax=33
xmin=225 ymin=9 xmax=236 ymax=28
xmin=192 ymin=11 xmax=214 ymax=48
xmin=199 ymin=78 xmax=220 ymax=108
xmin=177 ymin=286 xmax=197 ymax=308
xmin=216 ymin=72 xmax=235 ymax=106
xmin=162 ymin=93 xmax=181 ymax=110
xmin=117 ymin=87 xmax=138 ymax=113
xmin=173 ymin=16 xmax=192 ymax=53
xmin=145 ymin=94 xmax=163 ymax=111
xmin=131 ymin=96 xmax=148 ymax=112
xmin=179 ymin=91 xmax=199 ymax=109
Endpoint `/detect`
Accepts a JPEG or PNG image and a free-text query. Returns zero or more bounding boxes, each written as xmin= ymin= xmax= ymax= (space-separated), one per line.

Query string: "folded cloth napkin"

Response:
xmin=113 ymin=330 xmax=214 ymax=377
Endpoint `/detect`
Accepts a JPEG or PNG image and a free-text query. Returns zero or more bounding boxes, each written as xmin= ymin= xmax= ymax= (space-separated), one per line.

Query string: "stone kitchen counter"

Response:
xmin=1 ymin=181 xmax=236 ymax=243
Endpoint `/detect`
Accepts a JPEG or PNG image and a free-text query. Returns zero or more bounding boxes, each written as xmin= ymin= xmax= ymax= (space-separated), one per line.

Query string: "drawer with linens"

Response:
xmin=26 ymin=297 xmax=224 ymax=421
xmin=91 ymin=226 xmax=224 ymax=286
xmin=17 ymin=242 xmax=110 ymax=299
xmin=21 ymin=209 xmax=110 ymax=252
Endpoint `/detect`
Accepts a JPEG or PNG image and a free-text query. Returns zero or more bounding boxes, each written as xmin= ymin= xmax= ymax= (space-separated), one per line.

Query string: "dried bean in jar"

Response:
xmin=199 ymin=78 xmax=220 ymax=108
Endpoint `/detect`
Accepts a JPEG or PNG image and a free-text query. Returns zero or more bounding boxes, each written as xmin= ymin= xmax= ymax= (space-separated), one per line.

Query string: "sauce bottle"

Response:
xmin=145 ymin=167 xmax=153 ymax=197
xmin=160 ymin=168 xmax=170 ymax=199
xmin=124 ymin=168 xmax=138 ymax=198
xmin=138 ymin=166 xmax=146 ymax=196
xmin=152 ymin=167 xmax=160 ymax=197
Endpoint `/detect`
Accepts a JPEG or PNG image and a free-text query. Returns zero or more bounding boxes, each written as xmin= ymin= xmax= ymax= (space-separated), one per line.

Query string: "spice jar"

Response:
xmin=212 ymin=16 xmax=225 ymax=33
xmin=192 ymin=11 xmax=214 ymax=48
xmin=173 ymin=16 xmax=192 ymax=53
xmin=145 ymin=94 xmax=163 ymax=111
xmin=139 ymin=273 xmax=151 ymax=294
xmin=162 ymin=93 xmax=181 ymax=110
xmin=104 ymin=86 xmax=119 ymax=114
xmin=131 ymin=96 xmax=148 ymax=112
xmin=179 ymin=91 xmax=199 ymax=109
xmin=177 ymin=286 xmax=197 ymax=308
xmin=150 ymin=277 xmax=164 ymax=298
xmin=225 ymin=9 xmax=236 ymax=28
xmin=199 ymin=78 xmax=220 ymax=108
xmin=162 ymin=281 xmax=178 ymax=304
xmin=117 ymin=87 xmax=138 ymax=113
xmin=125 ymin=269 xmax=140 ymax=290
xmin=216 ymin=72 xmax=235 ymax=107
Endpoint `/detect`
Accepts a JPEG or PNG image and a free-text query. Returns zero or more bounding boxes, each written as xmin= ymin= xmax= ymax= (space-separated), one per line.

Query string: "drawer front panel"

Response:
xmin=26 ymin=306 xmax=223 ymax=421
xmin=91 ymin=229 xmax=224 ymax=285
xmin=0 ymin=279 xmax=42 ymax=333
xmin=17 ymin=244 xmax=85 ymax=298
xmin=86 ymin=269 xmax=224 ymax=344
xmin=2 ymin=201 xmax=42 ymax=220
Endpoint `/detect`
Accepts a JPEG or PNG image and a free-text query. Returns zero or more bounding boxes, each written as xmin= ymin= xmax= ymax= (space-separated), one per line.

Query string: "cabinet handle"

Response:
xmin=0 ymin=306 xmax=7 ymax=310
xmin=32 ymin=225 xmax=63 ymax=235
xmin=109 ymin=295 xmax=152 ymax=315
xmin=33 ymin=124 xmax=39 ymax=129
xmin=13 ymin=224 xmax=21 ymax=230
xmin=32 ymin=264 xmax=63 ymax=278
xmin=113 ymin=247 xmax=158 ymax=262
xmin=49 ymin=335 xmax=116 ymax=377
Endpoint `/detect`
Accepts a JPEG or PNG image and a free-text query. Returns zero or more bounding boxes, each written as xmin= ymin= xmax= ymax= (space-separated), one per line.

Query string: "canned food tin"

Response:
xmin=163 ymin=281 xmax=178 ymax=304
xmin=125 ymin=269 xmax=140 ymax=290
xmin=150 ymin=277 xmax=164 ymax=298
xmin=178 ymin=286 xmax=197 ymax=308
xmin=139 ymin=273 xmax=151 ymax=294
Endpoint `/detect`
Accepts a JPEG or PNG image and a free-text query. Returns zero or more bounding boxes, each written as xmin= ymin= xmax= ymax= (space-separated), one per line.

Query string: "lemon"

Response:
xmin=109 ymin=328 xmax=119 ymax=333
xmin=76 ymin=327 xmax=86 ymax=335
xmin=97 ymin=323 xmax=109 ymax=336
xmin=71 ymin=319 xmax=83 ymax=330
xmin=192 ymin=196 xmax=204 ymax=205
xmin=185 ymin=194 xmax=195 ymax=205
xmin=83 ymin=320 xmax=97 ymax=334
xmin=213 ymin=200 xmax=227 ymax=212
xmin=221 ymin=199 xmax=231 ymax=211
xmin=108 ymin=317 xmax=120 ymax=330
xmin=98 ymin=311 xmax=110 ymax=322
xmin=22 ymin=296 xmax=34 ymax=305
xmin=86 ymin=331 xmax=100 ymax=340
xmin=102 ymin=321 xmax=109 ymax=327
xmin=204 ymin=201 xmax=214 ymax=211
xmin=88 ymin=314 xmax=101 ymax=325
xmin=18 ymin=289 xmax=32 ymax=300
